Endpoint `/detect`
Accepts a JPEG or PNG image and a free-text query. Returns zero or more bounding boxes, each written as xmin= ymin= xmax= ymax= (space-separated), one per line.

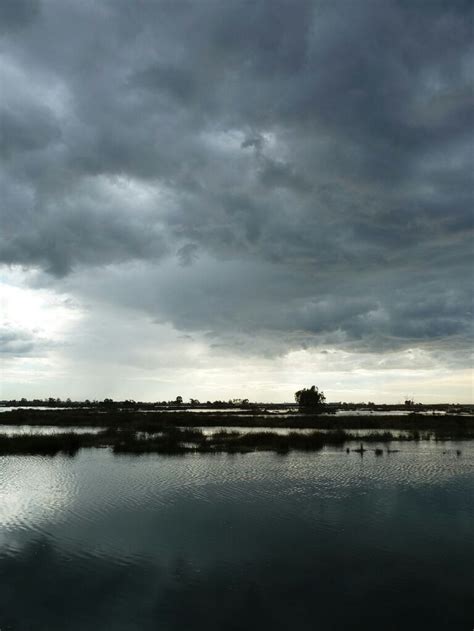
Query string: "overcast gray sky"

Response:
xmin=1 ymin=0 xmax=472 ymax=402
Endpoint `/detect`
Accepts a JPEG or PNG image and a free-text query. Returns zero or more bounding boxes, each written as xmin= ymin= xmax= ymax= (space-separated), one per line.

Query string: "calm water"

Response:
xmin=0 ymin=425 xmax=105 ymax=436
xmin=0 ymin=425 xmax=415 ymax=437
xmin=0 ymin=443 xmax=473 ymax=630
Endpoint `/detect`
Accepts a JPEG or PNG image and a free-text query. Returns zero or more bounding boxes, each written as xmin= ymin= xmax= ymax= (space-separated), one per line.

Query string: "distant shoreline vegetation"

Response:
xmin=0 ymin=385 xmax=474 ymax=414
xmin=1 ymin=392 xmax=472 ymax=414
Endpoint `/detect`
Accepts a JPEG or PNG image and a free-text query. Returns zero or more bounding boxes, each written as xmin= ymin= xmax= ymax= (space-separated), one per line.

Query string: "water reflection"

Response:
xmin=198 ymin=426 xmax=414 ymax=437
xmin=0 ymin=425 xmax=104 ymax=436
xmin=0 ymin=445 xmax=473 ymax=630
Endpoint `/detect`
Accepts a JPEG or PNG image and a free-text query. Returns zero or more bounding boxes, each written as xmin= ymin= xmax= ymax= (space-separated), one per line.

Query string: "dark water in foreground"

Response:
xmin=0 ymin=442 xmax=473 ymax=630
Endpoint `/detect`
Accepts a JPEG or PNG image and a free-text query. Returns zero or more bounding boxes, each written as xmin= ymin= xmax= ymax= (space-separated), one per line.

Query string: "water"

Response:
xmin=0 ymin=425 xmax=416 ymax=438
xmin=198 ymin=426 xmax=415 ymax=437
xmin=0 ymin=407 xmax=72 ymax=413
xmin=0 ymin=443 xmax=472 ymax=630
xmin=0 ymin=422 xmax=465 ymax=441
xmin=0 ymin=425 xmax=104 ymax=436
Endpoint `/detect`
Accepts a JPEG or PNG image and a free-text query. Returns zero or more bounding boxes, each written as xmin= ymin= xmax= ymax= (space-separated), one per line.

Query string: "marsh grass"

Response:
xmin=1 ymin=408 xmax=473 ymax=436
xmin=0 ymin=423 xmax=472 ymax=456
xmin=0 ymin=432 xmax=98 ymax=456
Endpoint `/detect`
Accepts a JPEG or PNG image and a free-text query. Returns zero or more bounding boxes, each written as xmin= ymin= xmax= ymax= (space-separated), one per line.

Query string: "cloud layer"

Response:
xmin=1 ymin=1 xmax=472 ymax=399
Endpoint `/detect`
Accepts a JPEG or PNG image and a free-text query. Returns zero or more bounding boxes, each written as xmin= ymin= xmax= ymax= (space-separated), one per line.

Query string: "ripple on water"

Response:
xmin=0 ymin=442 xmax=472 ymax=567
xmin=0 ymin=455 xmax=81 ymax=552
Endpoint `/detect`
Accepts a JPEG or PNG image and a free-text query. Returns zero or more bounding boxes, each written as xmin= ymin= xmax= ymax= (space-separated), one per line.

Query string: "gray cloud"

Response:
xmin=0 ymin=0 xmax=40 ymax=34
xmin=0 ymin=326 xmax=51 ymax=357
xmin=1 ymin=0 xmax=472 ymax=360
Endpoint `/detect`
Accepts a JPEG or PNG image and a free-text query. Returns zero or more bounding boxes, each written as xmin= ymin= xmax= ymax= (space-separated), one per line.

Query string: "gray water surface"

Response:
xmin=0 ymin=442 xmax=473 ymax=630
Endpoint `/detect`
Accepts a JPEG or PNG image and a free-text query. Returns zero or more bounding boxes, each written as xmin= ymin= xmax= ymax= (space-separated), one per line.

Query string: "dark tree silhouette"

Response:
xmin=295 ymin=385 xmax=326 ymax=411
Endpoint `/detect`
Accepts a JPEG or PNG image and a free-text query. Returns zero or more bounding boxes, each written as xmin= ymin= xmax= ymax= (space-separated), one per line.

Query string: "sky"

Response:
xmin=1 ymin=0 xmax=473 ymax=403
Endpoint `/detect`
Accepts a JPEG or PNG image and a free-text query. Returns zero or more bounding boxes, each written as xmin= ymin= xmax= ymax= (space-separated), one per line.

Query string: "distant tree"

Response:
xmin=232 ymin=398 xmax=247 ymax=406
xmin=189 ymin=398 xmax=200 ymax=405
xmin=175 ymin=395 xmax=183 ymax=405
xmin=295 ymin=385 xmax=326 ymax=411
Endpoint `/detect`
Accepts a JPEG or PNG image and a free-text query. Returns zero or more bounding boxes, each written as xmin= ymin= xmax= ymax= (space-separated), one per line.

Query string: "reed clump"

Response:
xmin=0 ymin=432 xmax=97 ymax=456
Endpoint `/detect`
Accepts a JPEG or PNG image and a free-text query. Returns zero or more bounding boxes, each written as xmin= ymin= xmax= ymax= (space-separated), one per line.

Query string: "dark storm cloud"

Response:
xmin=1 ymin=0 xmax=472 ymax=355
xmin=0 ymin=0 xmax=40 ymax=34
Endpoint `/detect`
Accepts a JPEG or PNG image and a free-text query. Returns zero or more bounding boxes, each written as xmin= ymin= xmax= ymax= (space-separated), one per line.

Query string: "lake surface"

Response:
xmin=0 ymin=424 xmax=415 ymax=437
xmin=1 ymin=442 xmax=473 ymax=630
xmin=0 ymin=425 xmax=105 ymax=436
